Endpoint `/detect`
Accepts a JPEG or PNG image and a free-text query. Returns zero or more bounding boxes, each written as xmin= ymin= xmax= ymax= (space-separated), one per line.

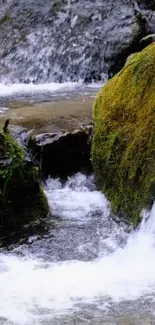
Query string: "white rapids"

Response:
xmin=0 ymin=173 xmax=155 ymax=324
xmin=0 ymin=82 xmax=82 ymax=98
xmin=0 ymin=82 xmax=101 ymax=100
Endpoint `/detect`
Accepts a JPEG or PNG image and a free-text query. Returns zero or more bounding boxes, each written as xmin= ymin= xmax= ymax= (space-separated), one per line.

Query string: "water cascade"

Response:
xmin=0 ymin=1 xmax=155 ymax=324
xmin=0 ymin=174 xmax=155 ymax=324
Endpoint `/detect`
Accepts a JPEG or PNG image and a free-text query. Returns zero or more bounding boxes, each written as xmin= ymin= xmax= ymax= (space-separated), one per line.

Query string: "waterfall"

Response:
xmin=0 ymin=0 xmax=145 ymax=86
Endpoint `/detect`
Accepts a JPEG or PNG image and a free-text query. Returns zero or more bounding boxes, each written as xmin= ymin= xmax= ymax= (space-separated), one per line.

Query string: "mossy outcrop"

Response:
xmin=0 ymin=129 xmax=49 ymax=234
xmin=92 ymin=43 xmax=155 ymax=224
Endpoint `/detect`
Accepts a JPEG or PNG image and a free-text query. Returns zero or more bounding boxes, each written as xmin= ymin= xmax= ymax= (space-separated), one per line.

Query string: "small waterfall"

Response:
xmin=0 ymin=0 xmax=144 ymax=85
xmin=0 ymin=174 xmax=155 ymax=325
xmin=0 ymin=0 xmax=155 ymax=324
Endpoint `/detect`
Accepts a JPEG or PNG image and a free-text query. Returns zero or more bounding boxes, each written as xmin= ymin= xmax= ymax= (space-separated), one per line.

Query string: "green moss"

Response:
xmin=50 ymin=1 xmax=62 ymax=16
xmin=24 ymin=9 xmax=34 ymax=18
xmin=0 ymin=130 xmax=49 ymax=232
xmin=5 ymin=132 xmax=25 ymax=161
xmin=53 ymin=2 xmax=61 ymax=12
xmin=0 ymin=132 xmax=25 ymax=196
xmin=0 ymin=13 xmax=11 ymax=26
xmin=92 ymin=43 xmax=155 ymax=224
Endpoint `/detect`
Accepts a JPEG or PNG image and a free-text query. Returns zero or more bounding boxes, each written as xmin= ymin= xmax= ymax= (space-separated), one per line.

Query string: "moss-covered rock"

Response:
xmin=92 ymin=43 xmax=155 ymax=224
xmin=0 ymin=129 xmax=49 ymax=234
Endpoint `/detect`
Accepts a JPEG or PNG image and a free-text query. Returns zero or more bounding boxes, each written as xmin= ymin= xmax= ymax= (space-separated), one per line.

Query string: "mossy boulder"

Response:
xmin=92 ymin=43 xmax=155 ymax=224
xmin=0 ymin=129 xmax=49 ymax=234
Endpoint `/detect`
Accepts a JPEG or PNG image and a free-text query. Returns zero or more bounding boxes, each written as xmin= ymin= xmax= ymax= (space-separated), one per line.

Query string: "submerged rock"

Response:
xmin=0 ymin=128 xmax=49 ymax=235
xmin=92 ymin=43 xmax=155 ymax=224
xmin=28 ymin=125 xmax=93 ymax=178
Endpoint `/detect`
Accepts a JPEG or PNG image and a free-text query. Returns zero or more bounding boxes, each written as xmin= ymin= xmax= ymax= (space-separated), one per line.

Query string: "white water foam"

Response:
xmin=1 ymin=174 xmax=155 ymax=324
xmin=0 ymin=82 xmax=102 ymax=100
xmin=0 ymin=82 xmax=83 ymax=98
xmin=0 ymin=107 xmax=8 ymax=114
xmin=45 ymin=173 xmax=110 ymax=222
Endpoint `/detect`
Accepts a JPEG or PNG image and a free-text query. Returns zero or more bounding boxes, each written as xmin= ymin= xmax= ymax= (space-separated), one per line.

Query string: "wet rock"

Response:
xmin=0 ymin=128 xmax=49 ymax=236
xmin=135 ymin=0 xmax=155 ymax=34
xmin=10 ymin=125 xmax=32 ymax=154
xmin=137 ymin=0 xmax=155 ymax=10
xmin=140 ymin=10 xmax=155 ymax=34
xmin=28 ymin=125 xmax=93 ymax=178
xmin=0 ymin=0 xmax=147 ymax=83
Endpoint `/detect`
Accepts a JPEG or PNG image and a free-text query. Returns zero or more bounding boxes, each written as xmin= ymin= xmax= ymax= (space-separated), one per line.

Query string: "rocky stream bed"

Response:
xmin=1 ymin=0 xmax=155 ymax=324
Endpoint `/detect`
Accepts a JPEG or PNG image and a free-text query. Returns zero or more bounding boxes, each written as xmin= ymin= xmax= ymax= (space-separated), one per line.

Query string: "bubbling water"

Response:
xmin=0 ymin=173 xmax=155 ymax=325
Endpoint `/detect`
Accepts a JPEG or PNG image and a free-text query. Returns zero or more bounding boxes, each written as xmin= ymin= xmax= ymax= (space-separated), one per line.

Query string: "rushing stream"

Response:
xmin=1 ymin=0 xmax=155 ymax=323
xmin=0 ymin=173 xmax=155 ymax=325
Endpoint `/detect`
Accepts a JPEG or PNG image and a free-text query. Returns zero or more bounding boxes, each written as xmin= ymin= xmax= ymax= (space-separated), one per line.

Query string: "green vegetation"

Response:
xmin=0 ymin=129 xmax=49 ymax=232
xmin=92 ymin=43 xmax=155 ymax=224
xmin=0 ymin=13 xmax=11 ymax=26
xmin=50 ymin=1 xmax=62 ymax=16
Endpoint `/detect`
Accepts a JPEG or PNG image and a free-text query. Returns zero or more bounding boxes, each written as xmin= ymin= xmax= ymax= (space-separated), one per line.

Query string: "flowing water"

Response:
xmin=0 ymin=82 xmax=98 ymax=134
xmin=0 ymin=0 xmax=141 ymax=83
xmin=0 ymin=0 xmax=155 ymax=324
xmin=1 ymin=173 xmax=155 ymax=325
